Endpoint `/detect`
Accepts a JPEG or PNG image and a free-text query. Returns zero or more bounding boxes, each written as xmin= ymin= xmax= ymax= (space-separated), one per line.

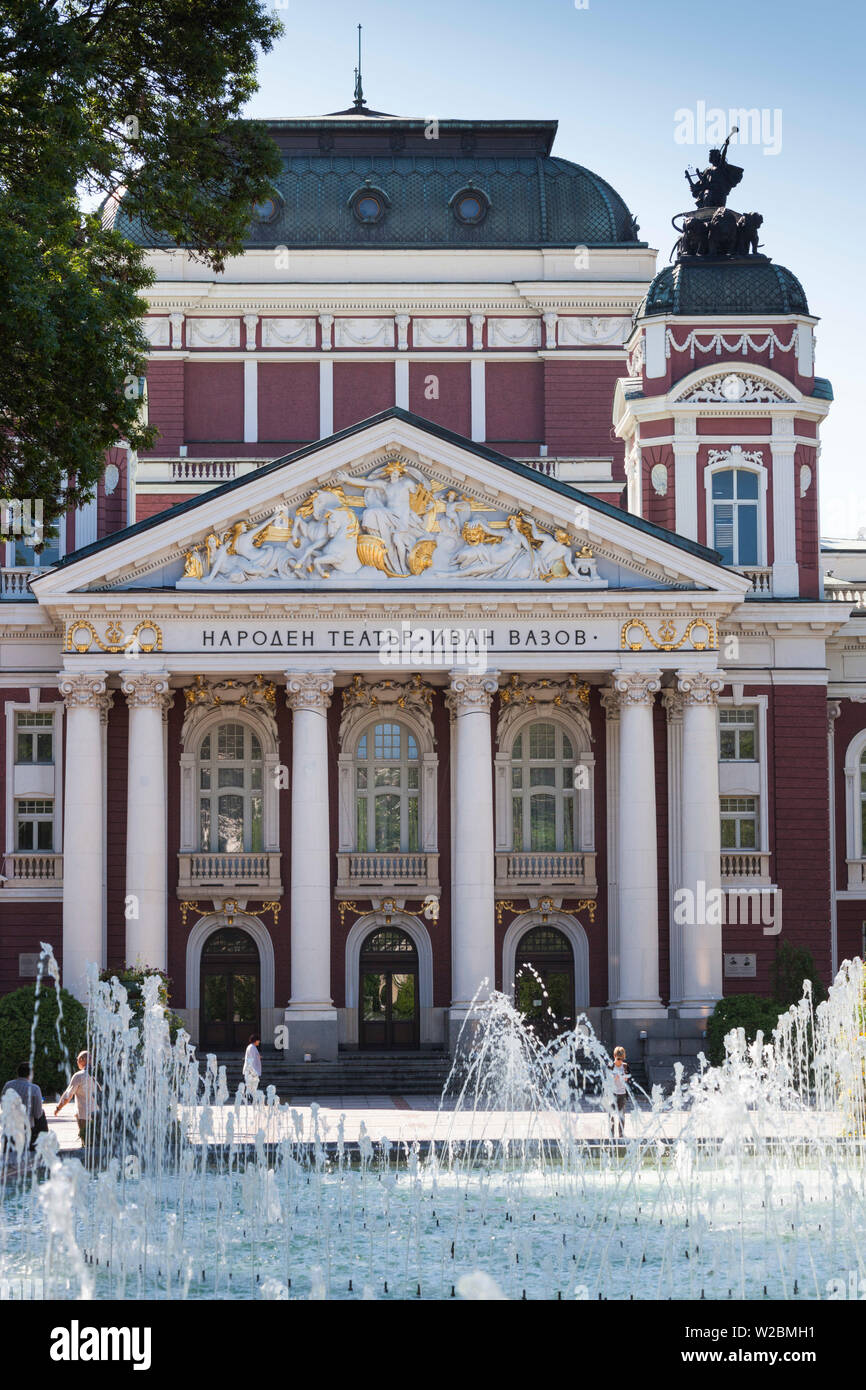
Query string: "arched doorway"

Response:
xmin=359 ymin=927 xmax=419 ymax=1050
xmin=200 ymin=927 xmax=261 ymax=1050
xmin=515 ymin=925 xmax=576 ymax=1040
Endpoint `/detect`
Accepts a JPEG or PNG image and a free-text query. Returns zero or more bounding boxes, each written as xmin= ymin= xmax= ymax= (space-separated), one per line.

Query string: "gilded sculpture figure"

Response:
xmin=176 ymin=456 xmax=603 ymax=589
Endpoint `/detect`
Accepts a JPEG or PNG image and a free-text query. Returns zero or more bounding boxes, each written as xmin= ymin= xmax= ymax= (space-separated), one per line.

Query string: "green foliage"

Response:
xmin=0 ymin=983 xmax=87 ymax=1097
xmin=98 ymin=964 xmax=186 ymax=1041
xmin=770 ymin=940 xmax=827 ymax=1010
xmin=706 ymin=994 xmax=784 ymax=1067
xmin=0 ymin=0 xmax=282 ymax=533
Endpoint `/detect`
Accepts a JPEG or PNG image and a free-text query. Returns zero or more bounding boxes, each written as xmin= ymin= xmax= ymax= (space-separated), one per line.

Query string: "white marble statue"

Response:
xmin=334 ymin=462 xmax=427 ymax=574
xmin=453 ymin=514 xmax=535 ymax=580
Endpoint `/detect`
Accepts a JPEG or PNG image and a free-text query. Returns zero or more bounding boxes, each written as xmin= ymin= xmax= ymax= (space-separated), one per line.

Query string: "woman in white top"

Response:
xmin=243 ymin=1034 xmax=262 ymax=1096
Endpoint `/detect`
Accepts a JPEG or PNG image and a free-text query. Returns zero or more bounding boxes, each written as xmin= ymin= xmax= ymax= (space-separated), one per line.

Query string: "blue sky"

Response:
xmin=246 ymin=0 xmax=864 ymax=537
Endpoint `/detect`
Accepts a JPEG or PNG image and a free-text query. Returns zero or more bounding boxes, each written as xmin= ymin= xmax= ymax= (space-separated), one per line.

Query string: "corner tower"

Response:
xmin=615 ymin=171 xmax=831 ymax=601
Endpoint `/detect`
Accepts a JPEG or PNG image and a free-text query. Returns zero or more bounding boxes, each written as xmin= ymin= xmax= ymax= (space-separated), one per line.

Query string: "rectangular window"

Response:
xmin=15 ymin=711 xmax=54 ymax=765
xmin=720 ymin=796 xmax=759 ymax=850
xmin=15 ymin=799 xmax=54 ymax=851
xmin=719 ymin=707 xmax=758 ymax=761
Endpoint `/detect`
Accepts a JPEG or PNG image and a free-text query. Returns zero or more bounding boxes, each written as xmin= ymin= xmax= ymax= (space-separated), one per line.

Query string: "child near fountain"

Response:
xmin=55 ymin=1050 xmax=98 ymax=1145
xmin=610 ymin=1046 xmax=629 ymax=1140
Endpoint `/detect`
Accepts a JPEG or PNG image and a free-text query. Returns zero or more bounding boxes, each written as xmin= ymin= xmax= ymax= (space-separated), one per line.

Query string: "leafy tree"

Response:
xmin=0 ymin=983 xmax=87 ymax=1096
xmin=770 ymin=939 xmax=827 ymax=1010
xmin=0 ymin=0 xmax=282 ymax=538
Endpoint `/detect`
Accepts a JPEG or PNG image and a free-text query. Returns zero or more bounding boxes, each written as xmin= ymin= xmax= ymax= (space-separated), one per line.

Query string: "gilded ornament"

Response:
xmin=620 ymin=617 xmax=716 ymax=653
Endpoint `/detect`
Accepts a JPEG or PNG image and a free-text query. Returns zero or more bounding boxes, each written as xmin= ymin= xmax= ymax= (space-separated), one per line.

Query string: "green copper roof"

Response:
xmin=639 ymin=260 xmax=809 ymax=317
xmin=107 ymin=116 xmax=643 ymax=251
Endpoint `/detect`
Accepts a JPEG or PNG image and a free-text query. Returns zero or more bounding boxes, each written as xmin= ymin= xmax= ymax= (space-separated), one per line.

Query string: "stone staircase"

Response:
xmin=209 ymin=1050 xmax=454 ymax=1098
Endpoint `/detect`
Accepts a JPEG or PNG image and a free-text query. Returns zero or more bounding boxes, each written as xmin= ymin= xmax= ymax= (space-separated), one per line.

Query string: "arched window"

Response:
xmin=711 ymin=468 xmax=759 ymax=566
xmin=198 ymin=721 xmax=263 ymax=853
xmin=355 ymin=721 xmax=420 ymax=852
xmin=511 ymin=721 xmax=576 ymax=852
xmin=843 ymin=731 xmax=866 ymax=889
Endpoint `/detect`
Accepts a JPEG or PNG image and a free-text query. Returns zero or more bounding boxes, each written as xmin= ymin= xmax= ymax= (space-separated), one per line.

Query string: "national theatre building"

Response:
xmin=2 ymin=98 xmax=864 ymax=1069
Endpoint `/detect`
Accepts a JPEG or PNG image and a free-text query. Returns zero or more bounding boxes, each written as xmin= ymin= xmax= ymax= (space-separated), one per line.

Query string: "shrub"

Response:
xmin=0 ymin=983 xmax=87 ymax=1097
xmin=706 ymin=994 xmax=783 ymax=1067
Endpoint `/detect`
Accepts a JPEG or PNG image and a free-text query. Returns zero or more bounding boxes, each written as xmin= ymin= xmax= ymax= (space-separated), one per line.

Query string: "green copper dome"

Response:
xmin=107 ymin=116 xmax=643 ymax=252
xmin=639 ymin=260 xmax=809 ymax=317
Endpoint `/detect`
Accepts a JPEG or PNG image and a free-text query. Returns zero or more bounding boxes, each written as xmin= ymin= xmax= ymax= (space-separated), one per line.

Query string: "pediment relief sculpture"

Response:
xmin=177 ymin=455 xmax=604 ymax=589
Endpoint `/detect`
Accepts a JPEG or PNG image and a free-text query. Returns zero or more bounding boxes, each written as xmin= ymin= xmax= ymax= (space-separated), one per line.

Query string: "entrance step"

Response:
xmin=207 ymin=1051 xmax=454 ymax=1097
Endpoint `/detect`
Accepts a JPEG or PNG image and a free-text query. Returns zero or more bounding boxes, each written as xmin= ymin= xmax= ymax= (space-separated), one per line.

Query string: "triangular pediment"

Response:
xmin=32 ymin=410 xmax=748 ymax=603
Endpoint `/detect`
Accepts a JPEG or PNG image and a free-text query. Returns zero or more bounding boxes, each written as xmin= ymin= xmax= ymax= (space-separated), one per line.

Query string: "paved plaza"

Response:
xmin=38 ymin=1100 xmax=847 ymax=1155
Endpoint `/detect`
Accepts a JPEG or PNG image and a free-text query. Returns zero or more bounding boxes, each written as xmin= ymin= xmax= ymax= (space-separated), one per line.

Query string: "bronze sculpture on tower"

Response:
xmin=671 ymin=127 xmax=765 ymax=263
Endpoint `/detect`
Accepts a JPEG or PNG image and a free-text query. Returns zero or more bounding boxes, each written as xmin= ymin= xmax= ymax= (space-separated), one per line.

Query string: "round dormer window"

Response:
xmin=355 ymin=193 xmax=384 ymax=223
xmin=451 ymin=186 xmax=489 ymax=225
xmin=251 ymin=192 xmax=281 ymax=224
xmin=349 ymin=183 xmax=390 ymax=226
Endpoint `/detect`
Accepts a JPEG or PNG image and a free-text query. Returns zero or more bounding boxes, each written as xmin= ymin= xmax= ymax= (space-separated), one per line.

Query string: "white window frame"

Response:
xmin=197 ymin=720 xmax=265 ymax=854
xmin=844 ymin=728 xmax=866 ymax=889
xmin=3 ymin=700 xmax=64 ymax=894
xmin=14 ymin=797 xmax=56 ymax=852
xmin=717 ymin=694 xmax=769 ymax=854
xmin=353 ymin=720 xmax=421 ymax=854
xmin=495 ymin=709 xmax=595 ymax=854
xmin=338 ymin=708 xmax=438 ymax=855
xmin=705 ymin=458 xmax=767 ymax=569
xmin=720 ymin=795 xmax=760 ymax=851
xmin=718 ymin=704 xmax=759 ymax=764
xmin=509 ymin=719 xmax=580 ymax=854
xmin=179 ymin=707 xmax=280 ymax=854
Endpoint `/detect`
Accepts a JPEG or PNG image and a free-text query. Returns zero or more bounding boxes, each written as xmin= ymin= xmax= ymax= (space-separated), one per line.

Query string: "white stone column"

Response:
xmin=470 ymin=359 xmax=486 ymax=442
xmin=59 ymin=673 xmax=112 ymax=1000
xmin=673 ymin=416 xmax=699 ymax=540
xmin=445 ymin=670 xmax=499 ymax=1050
xmin=285 ymin=671 xmax=337 ymax=1060
xmin=121 ymin=671 xmax=172 ymax=971
xmin=771 ymin=417 xmax=799 ymax=597
xmin=608 ymin=670 xmax=664 ymax=1018
xmin=675 ymin=671 xmax=724 ymax=1013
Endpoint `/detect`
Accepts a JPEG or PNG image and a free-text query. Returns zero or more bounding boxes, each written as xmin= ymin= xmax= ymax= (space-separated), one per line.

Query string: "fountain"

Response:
xmin=1 ymin=947 xmax=864 ymax=1300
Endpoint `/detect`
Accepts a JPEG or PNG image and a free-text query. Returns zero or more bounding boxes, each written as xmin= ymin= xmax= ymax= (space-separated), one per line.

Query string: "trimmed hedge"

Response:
xmin=0 ymin=984 xmax=87 ymax=1097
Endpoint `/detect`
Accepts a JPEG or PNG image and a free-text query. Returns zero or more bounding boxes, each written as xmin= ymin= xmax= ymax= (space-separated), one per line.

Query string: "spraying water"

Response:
xmin=1 ymin=948 xmax=864 ymax=1300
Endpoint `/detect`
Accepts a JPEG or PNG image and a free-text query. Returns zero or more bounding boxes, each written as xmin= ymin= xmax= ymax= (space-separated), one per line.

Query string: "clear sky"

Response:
xmin=245 ymin=0 xmax=864 ymax=538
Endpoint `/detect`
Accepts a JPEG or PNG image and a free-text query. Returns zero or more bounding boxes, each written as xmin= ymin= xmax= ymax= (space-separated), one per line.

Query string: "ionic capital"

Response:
xmin=607 ymin=669 xmax=662 ymax=708
xmin=446 ymin=669 xmax=500 ymax=714
xmin=59 ymin=672 xmax=111 ymax=712
xmin=285 ymin=670 xmax=335 ymax=712
xmin=121 ymin=670 xmax=173 ymax=711
xmin=676 ymin=670 xmax=724 ymax=707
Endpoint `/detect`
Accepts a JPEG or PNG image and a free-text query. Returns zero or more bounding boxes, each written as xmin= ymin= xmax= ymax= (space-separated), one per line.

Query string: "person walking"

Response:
xmin=55 ymin=1050 xmax=97 ymax=1146
xmin=243 ymin=1033 xmax=262 ymax=1097
xmin=610 ymin=1046 xmax=630 ymax=1142
xmin=1 ymin=1064 xmax=48 ymax=1151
